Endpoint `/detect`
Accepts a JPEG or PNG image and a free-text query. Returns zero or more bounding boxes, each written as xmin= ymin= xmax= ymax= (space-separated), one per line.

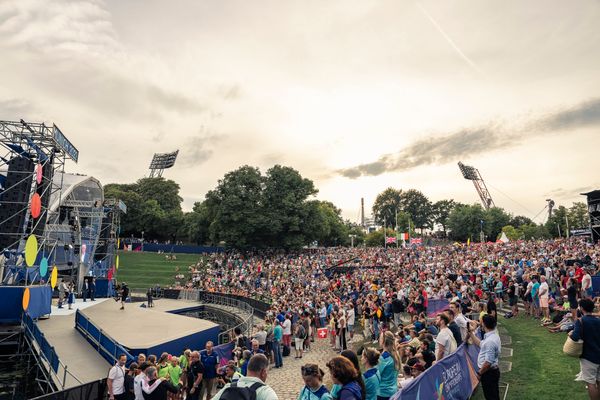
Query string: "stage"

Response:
xmin=76 ymin=298 xmax=220 ymax=358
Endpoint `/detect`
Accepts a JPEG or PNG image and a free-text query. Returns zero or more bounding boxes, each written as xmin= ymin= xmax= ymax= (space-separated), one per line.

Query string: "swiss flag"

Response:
xmin=317 ymin=328 xmax=328 ymax=339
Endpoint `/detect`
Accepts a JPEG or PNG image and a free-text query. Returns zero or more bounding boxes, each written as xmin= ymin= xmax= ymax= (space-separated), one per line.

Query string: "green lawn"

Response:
xmin=483 ymin=316 xmax=587 ymax=400
xmin=114 ymin=251 xmax=205 ymax=291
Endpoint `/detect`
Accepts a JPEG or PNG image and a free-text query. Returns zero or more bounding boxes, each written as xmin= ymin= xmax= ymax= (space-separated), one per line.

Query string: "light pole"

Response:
xmin=349 ymin=234 xmax=357 ymax=248
xmin=141 ymin=231 xmax=145 ymax=252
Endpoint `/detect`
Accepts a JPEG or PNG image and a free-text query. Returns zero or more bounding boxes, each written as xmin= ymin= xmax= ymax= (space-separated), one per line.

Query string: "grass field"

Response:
xmin=115 ymin=251 xmax=205 ymax=291
xmin=477 ymin=316 xmax=587 ymax=400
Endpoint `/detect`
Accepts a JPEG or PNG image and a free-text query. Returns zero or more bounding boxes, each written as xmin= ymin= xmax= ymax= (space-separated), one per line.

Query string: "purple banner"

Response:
xmin=213 ymin=342 xmax=235 ymax=368
xmin=427 ymin=298 xmax=450 ymax=317
xmin=392 ymin=343 xmax=480 ymax=400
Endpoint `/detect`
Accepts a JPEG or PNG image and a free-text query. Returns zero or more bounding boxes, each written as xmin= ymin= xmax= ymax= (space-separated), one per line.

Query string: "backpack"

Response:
xmin=297 ymin=325 xmax=306 ymax=340
xmin=220 ymin=381 xmax=264 ymax=400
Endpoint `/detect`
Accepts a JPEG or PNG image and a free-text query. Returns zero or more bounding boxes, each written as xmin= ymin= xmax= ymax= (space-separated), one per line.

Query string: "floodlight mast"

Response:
xmin=148 ymin=150 xmax=179 ymax=178
xmin=458 ymin=162 xmax=496 ymax=210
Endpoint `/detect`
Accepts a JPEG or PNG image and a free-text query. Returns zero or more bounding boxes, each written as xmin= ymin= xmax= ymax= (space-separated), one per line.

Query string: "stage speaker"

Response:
xmin=0 ymin=156 xmax=34 ymax=251
xmin=582 ymin=190 xmax=600 ymax=244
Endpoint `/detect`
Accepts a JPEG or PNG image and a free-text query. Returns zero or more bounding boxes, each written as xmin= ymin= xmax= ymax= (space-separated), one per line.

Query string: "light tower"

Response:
xmin=458 ymin=162 xmax=495 ymax=210
xmin=148 ymin=150 xmax=179 ymax=178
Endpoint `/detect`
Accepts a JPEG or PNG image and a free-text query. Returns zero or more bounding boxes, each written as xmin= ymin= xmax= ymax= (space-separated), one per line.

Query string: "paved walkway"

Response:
xmin=266 ymin=337 xmax=339 ymax=400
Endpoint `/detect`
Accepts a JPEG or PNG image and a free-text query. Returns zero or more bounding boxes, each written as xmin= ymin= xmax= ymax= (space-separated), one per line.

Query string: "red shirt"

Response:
xmin=575 ymin=267 xmax=585 ymax=283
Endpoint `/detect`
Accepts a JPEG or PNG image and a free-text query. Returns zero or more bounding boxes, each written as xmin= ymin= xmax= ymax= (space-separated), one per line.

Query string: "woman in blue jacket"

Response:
xmin=377 ymin=331 xmax=401 ymax=400
xmin=326 ymin=356 xmax=365 ymax=400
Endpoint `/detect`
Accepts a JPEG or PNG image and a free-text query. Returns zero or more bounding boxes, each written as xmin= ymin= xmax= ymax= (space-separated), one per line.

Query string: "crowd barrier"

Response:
xmin=22 ymin=312 xmax=82 ymax=390
xmin=30 ymin=379 xmax=107 ymax=400
xmin=392 ymin=343 xmax=480 ymax=400
xmin=75 ymin=310 xmax=135 ymax=366
xmin=121 ymin=242 xmax=224 ymax=254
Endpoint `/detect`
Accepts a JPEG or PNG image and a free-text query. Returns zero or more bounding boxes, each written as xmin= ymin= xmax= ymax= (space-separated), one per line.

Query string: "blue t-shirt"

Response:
xmin=363 ymin=367 xmax=380 ymax=400
xmin=200 ymin=350 xmax=219 ymax=378
xmin=532 ymin=282 xmax=540 ymax=298
xmin=298 ymin=385 xmax=333 ymax=400
xmin=273 ymin=325 xmax=283 ymax=341
xmin=377 ymin=351 xmax=398 ymax=397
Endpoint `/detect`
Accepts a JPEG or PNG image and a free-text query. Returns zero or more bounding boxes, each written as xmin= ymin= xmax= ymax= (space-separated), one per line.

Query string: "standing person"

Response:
xmin=326 ymin=356 xmax=364 ymax=400
xmin=272 ymin=321 xmax=283 ymax=368
xmin=539 ymin=276 xmax=550 ymax=322
xmin=338 ymin=311 xmax=347 ymax=351
xmin=298 ymin=364 xmax=333 ymax=400
xmin=282 ymin=314 xmax=292 ymax=351
xmin=378 ymin=331 xmax=401 ymax=400
xmin=200 ymin=341 xmax=219 ymax=400
xmin=142 ymin=366 xmax=179 ymax=400
xmin=568 ymin=278 xmax=579 ymax=317
xmin=82 ymin=278 xmax=89 ymax=302
xmin=120 ymin=283 xmax=130 ymax=310
xmin=90 ymin=277 xmax=96 ymax=301
xmin=582 ymin=269 xmax=593 ymax=299
xmin=294 ymin=320 xmax=307 ymax=359
xmin=468 ymin=315 xmax=501 ymax=400
xmin=67 ymin=281 xmax=75 ymax=310
xmin=147 ymin=288 xmax=154 ymax=308
xmin=361 ymin=348 xmax=381 ymax=400
xmin=211 ymin=354 xmax=278 ymax=400
xmin=346 ymin=303 xmax=356 ymax=342
xmin=187 ymin=351 xmax=205 ymax=400
xmin=435 ymin=314 xmax=457 ymax=361
xmin=450 ymin=302 xmax=469 ymax=342
xmin=570 ymin=298 xmax=600 ymax=400
xmin=58 ymin=279 xmax=66 ymax=309
xmin=319 ymin=303 xmax=327 ymax=328
xmin=108 ymin=354 xmax=128 ymax=400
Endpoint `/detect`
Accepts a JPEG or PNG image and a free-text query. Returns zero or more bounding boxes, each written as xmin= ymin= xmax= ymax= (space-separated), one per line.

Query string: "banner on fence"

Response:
xmin=392 ymin=343 xmax=480 ymax=400
xmin=427 ymin=298 xmax=450 ymax=317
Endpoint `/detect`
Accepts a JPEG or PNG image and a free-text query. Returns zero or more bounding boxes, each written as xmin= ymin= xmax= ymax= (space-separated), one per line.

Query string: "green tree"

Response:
xmin=568 ymin=202 xmax=589 ymax=230
xmin=372 ymin=188 xmax=402 ymax=229
xmin=401 ymin=189 xmax=433 ymax=231
xmin=447 ymin=203 xmax=486 ymax=242
xmin=365 ymin=228 xmax=396 ymax=247
xmin=509 ymin=215 xmax=533 ymax=228
xmin=431 ymin=199 xmax=456 ymax=234
xmin=546 ymin=205 xmax=568 ymax=238
xmin=501 ymin=225 xmax=520 ymax=241
xmin=519 ymin=223 xmax=550 ymax=240
xmin=484 ymin=207 xmax=511 ymax=242
xmin=347 ymin=223 xmax=366 ymax=247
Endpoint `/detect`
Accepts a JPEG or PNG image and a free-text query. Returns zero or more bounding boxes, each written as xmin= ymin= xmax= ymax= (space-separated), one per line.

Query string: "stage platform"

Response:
xmin=77 ymin=298 xmax=220 ymax=358
xmin=36 ymin=298 xmax=219 ymax=387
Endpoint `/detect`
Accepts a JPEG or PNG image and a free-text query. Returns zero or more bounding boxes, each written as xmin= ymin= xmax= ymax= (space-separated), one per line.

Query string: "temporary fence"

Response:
xmin=74 ymin=309 xmax=135 ymax=366
xmin=22 ymin=312 xmax=82 ymax=390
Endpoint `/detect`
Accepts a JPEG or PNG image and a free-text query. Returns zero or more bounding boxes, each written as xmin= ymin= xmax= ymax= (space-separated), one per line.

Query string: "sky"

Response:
xmin=1 ymin=0 xmax=599 ymax=224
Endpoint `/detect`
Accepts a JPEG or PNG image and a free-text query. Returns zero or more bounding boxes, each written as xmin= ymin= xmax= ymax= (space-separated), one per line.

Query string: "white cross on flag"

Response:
xmin=317 ymin=328 xmax=328 ymax=339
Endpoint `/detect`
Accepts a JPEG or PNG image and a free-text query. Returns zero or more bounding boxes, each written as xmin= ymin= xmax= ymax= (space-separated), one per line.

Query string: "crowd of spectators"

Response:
xmin=115 ymin=238 xmax=599 ymax=400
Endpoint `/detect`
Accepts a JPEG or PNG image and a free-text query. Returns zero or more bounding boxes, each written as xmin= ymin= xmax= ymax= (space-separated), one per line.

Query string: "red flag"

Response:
xmin=317 ymin=328 xmax=328 ymax=339
xmin=386 ymin=237 xmax=397 ymax=244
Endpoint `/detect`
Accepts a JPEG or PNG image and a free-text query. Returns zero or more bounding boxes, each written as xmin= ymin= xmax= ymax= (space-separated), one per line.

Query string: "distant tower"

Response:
xmin=546 ymin=199 xmax=555 ymax=219
xmin=361 ymin=198 xmax=365 ymax=227
xmin=458 ymin=162 xmax=496 ymax=210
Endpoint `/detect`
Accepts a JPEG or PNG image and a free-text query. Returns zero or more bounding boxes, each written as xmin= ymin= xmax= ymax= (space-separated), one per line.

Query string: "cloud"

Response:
xmin=0 ymin=0 xmax=118 ymax=56
xmin=0 ymin=97 xmax=34 ymax=117
xmin=178 ymin=131 xmax=226 ymax=167
xmin=545 ymin=184 xmax=600 ymax=200
xmin=339 ymin=97 xmax=600 ymax=179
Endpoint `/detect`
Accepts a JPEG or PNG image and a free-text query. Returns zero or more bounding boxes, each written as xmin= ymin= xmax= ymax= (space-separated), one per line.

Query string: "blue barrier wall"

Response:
xmin=0 ymin=286 xmax=51 ymax=323
xmin=75 ymin=310 xmax=135 ymax=366
xmin=123 ymin=243 xmax=224 ymax=254
xmin=23 ymin=312 xmax=60 ymax=373
xmin=593 ymin=276 xmax=600 ymax=297
xmin=392 ymin=343 xmax=480 ymax=400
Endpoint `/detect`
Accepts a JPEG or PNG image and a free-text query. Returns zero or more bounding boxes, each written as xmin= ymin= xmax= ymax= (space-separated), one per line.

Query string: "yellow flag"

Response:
xmin=467 ymin=237 xmax=471 ymax=246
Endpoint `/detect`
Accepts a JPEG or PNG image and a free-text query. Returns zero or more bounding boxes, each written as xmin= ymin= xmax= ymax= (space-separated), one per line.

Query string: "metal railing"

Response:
xmin=22 ymin=313 xmax=82 ymax=390
xmin=178 ymin=290 xmax=255 ymax=344
xmin=74 ymin=310 xmax=135 ymax=366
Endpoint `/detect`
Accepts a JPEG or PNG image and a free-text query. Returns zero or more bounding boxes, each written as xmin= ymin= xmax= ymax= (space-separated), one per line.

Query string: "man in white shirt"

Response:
xmin=435 ymin=314 xmax=457 ymax=361
xmin=582 ymin=269 xmax=593 ymax=299
xmin=539 ymin=276 xmax=550 ymax=322
xmin=449 ymin=302 xmax=470 ymax=342
xmin=346 ymin=303 xmax=356 ymax=341
xmin=282 ymin=315 xmax=292 ymax=349
xmin=108 ymin=354 xmax=127 ymax=400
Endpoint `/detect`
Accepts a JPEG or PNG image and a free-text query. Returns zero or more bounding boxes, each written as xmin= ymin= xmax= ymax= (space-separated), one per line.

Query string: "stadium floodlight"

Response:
xmin=148 ymin=150 xmax=179 ymax=178
xmin=458 ymin=161 xmax=496 ymax=210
